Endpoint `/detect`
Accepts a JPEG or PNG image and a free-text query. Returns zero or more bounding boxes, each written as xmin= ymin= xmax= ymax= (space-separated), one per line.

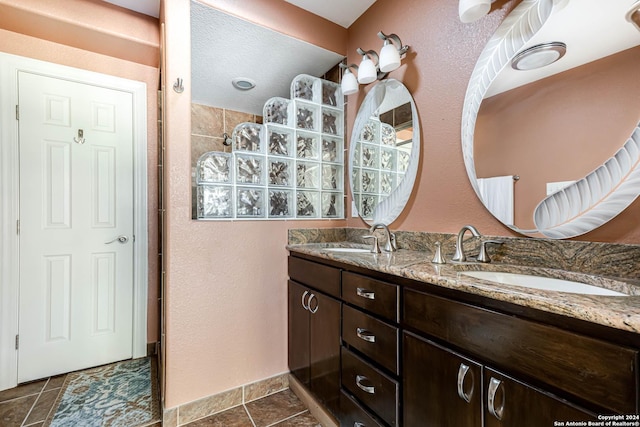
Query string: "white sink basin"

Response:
xmin=323 ymin=247 xmax=372 ymax=253
xmin=460 ymin=271 xmax=627 ymax=296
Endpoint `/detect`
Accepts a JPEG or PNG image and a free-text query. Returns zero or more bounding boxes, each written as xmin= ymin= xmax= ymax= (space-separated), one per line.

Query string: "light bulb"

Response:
xmin=458 ymin=0 xmax=491 ymax=23
xmin=358 ymin=56 xmax=377 ymax=84
xmin=379 ymin=40 xmax=401 ymax=73
xmin=341 ymin=69 xmax=359 ymax=95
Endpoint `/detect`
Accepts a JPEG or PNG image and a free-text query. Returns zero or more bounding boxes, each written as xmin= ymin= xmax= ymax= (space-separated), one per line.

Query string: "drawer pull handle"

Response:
xmin=356 ymin=287 xmax=375 ymax=300
xmin=456 ymin=363 xmax=474 ymax=403
xmin=356 ymin=328 xmax=376 ymax=343
xmin=354 ymin=423 xmax=365 ymax=427
xmin=487 ymin=377 xmax=505 ymax=420
xmin=301 ymin=290 xmax=310 ymax=310
xmin=355 ymin=375 xmax=375 ymax=394
xmin=307 ymin=293 xmax=318 ymax=314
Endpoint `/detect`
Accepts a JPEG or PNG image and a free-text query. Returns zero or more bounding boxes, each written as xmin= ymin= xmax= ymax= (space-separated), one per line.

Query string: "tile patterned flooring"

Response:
xmin=181 ymin=389 xmax=321 ymax=427
xmin=0 ymin=374 xmax=319 ymax=427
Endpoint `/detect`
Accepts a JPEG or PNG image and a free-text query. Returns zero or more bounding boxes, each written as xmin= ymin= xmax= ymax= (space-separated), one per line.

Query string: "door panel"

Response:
xmin=288 ymin=281 xmax=310 ymax=385
xmin=403 ymin=332 xmax=483 ymax=427
xmin=18 ymin=71 xmax=134 ymax=382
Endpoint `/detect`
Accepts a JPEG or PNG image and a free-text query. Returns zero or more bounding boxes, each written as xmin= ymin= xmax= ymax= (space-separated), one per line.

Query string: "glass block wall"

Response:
xmin=195 ymin=74 xmax=344 ymax=220
xmin=351 ymin=119 xmax=409 ymax=220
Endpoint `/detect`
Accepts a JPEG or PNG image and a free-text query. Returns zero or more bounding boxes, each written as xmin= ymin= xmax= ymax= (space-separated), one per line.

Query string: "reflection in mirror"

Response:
xmin=462 ymin=0 xmax=640 ymax=238
xmin=349 ymin=79 xmax=420 ymax=225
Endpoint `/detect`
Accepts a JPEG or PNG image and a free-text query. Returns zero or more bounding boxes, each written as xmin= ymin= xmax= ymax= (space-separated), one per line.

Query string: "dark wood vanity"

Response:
xmin=288 ymin=251 xmax=640 ymax=426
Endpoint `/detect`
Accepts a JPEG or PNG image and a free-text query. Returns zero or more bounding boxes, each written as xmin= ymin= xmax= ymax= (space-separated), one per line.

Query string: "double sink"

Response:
xmin=320 ymin=246 xmax=629 ymax=297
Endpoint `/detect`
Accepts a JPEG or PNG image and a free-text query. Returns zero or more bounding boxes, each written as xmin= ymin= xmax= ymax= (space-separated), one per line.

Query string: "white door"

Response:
xmin=17 ymin=71 xmax=135 ymax=382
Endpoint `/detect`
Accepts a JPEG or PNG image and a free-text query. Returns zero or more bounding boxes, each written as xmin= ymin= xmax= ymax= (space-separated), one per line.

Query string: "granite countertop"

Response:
xmin=287 ymin=242 xmax=640 ymax=335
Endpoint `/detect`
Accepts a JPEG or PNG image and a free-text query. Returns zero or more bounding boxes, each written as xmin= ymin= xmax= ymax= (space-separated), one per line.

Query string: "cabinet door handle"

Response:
xmin=355 ymin=375 xmax=375 ymax=394
xmin=356 ymin=287 xmax=375 ymax=300
xmin=356 ymin=328 xmax=376 ymax=343
xmin=301 ymin=290 xmax=310 ymax=310
xmin=307 ymin=293 xmax=318 ymax=314
xmin=456 ymin=363 xmax=474 ymax=403
xmin=487 ymin=377 xmax=505 ymax=420
xmin=354 ymin=423 xmax=366 ymax=427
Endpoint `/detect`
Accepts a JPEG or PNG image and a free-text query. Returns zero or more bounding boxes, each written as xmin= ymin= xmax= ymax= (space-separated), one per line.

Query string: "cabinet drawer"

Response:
xmin=404 ymin=288 xmax=638 ymax=414
xmin=342 ymin=347 xmax=399 ymax=427
xmin=342 ymin=305 xmax=399 ymax=374
xmin=288 ymin=256 xmax=340 ymax=298
xmin=338 ymin=390 xmax=385 ymax=427
xmin=342 ymin=272 xmax=398 ymax=322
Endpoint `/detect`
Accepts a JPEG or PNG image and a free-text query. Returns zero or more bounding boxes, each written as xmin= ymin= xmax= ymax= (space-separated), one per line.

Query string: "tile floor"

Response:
xmin=181 ymin=389 xmax=321 ymax=427
xmin=0 ymin=375 xmax=319 ymax=427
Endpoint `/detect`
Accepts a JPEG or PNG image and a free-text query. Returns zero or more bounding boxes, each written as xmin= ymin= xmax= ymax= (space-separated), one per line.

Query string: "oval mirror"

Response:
xmin=349 ymin=79 xmax=420 ymax=225
xmin=462 ymin=0 xmax=640 ymax=238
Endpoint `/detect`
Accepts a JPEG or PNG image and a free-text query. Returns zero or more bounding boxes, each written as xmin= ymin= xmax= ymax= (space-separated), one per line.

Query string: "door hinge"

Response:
xmin=15 ymin=105 xmax=19 ymax=120
xmin=15 ymin=335 xmax=19 ymax=350
xmin=16 ymin=220 xmax=20 ymax=235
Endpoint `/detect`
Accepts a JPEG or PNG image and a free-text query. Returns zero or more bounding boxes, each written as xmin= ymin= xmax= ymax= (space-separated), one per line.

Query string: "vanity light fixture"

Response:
xmin=378 ymin=31 xmax=409 ymax=72
xmin=340 ymin=31 xmax=410 ymax=96
xmin=511 ymin=42 xmax=567 ymax=71
xmin=340 ymin=63 xmax=359 ymax=95
xmin=627 ymin=0 xmax=640 ymax=32
xmin=459 ymin=0 xmax=497 ymax=23
xmin=356 ymin=49 xmax=379 ymax=84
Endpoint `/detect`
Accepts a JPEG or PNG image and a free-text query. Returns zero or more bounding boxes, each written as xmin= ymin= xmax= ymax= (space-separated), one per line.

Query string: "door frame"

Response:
xmin=0 ymin=52 xmax=149 ymax=391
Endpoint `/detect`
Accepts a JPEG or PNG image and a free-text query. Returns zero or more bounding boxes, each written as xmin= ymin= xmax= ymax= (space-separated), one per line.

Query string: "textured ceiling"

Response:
xmin=191 ymin=1 xmax=344 ymax=115
xmin=285 ymin=0 xmax=376 ymax=28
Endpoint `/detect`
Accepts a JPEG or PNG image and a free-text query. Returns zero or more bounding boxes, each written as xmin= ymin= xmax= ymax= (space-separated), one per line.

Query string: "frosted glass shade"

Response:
xmin=341 ymin=69 xmax=359 ymax=95
xmin=379 ymin=42 xmax=401 ymax=73
xmin=358 ymin=57 xmax=377 ymax=84
xmin=459 ymin=0 xmax=491 ymax=23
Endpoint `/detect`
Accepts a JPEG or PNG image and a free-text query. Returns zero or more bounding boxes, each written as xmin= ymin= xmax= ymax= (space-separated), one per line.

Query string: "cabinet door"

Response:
xmin=484 ymin=368 xmax=595 ymax=427
xmin=309 ymin=290 xmax=341 ymax=412
xmin=403 ymin=332 xmax=482 ymax=427
xmin=288 ymin=281 xmax=310 ymax=385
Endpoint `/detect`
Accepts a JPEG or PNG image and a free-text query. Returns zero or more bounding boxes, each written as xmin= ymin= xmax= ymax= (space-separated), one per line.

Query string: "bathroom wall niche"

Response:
xmin=195 ymin=74 xmax=345 ymax=220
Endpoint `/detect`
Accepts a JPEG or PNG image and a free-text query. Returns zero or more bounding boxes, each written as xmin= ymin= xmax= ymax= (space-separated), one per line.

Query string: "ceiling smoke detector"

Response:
xmin=232 ymin=77 xmax=256 ymax=91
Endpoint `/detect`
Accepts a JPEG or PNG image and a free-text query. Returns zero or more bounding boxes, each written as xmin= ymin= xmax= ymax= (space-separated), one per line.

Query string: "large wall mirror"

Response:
xmin=462 ymin=0 xmax=640 ymax=238
xmin=190 ymin=0 xmax=345 ymax=219
xmin=349 ymin=79 xmax=420 ymax=225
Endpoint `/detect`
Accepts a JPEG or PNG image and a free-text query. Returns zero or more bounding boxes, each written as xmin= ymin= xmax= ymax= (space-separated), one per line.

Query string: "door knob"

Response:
xmin=105 ymin=235 xmax=129 ymax=244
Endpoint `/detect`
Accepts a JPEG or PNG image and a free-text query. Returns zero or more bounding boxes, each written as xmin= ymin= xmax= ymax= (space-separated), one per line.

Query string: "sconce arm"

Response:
xmin=356 ymin=48 xmax=380 ymax=65
xmin=377 ymin=31 xmax=410 ymax=57
xmin=339 ymin=62 xmax=359 ymax=73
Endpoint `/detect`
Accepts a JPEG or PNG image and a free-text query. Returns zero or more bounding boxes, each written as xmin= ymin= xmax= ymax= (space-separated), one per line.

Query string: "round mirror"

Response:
xmin=349 ymin=79 xmax=420 ymax=225
xmin=462 ymin=0 xmax=640 ymax=238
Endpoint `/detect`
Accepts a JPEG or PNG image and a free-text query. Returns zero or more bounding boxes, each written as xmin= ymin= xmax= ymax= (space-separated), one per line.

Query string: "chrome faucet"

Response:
xmin=452 ymin=224 xmax=481 ymax=262
xmin=369 ymin=223 xmax=397 ymax=252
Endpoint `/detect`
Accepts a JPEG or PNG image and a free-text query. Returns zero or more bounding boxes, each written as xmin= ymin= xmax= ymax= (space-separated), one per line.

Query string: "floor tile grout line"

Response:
xmin=243 ymin=404 xmax=258 ymax=427
xmin=243 ymin=386 xmax=290 ymax=405
xmin=20 ymin=377 xmax=50 ymax=427
xmin=264 ymin=409 xmax=310 ymax=427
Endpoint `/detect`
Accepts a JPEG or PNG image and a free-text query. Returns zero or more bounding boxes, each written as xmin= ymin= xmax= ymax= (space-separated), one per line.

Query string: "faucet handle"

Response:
xmin=363 ymin=235 xmax=381 ymax=254
xmin=431 ymin=241 xmax=446 ymax=264
xmin=387 ymin=232 xmax=398 ymax=252
xmin=477 ymin=240 xmax=504 ymax=263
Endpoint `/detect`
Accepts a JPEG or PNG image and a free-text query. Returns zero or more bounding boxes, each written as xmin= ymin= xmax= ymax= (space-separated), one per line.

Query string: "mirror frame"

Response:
xmin=461 ymin=0 xmax=640 ymax=238
xmin=349 ymin=79 xmax=420 ymax=225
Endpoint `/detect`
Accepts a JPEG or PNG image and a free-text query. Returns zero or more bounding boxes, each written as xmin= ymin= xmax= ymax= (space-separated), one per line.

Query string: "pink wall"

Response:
xmin=162 ymin=0 xmax=347 ymax=408
xmin=0 ymin=3 xmax=161 ymax=342
xmin=344 ymin=0 xmax=640 ymax=243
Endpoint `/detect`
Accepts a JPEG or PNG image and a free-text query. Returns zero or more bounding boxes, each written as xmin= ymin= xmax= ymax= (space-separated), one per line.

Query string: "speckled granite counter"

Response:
xmin=287 ymin=234 xmax=640 ymax=335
